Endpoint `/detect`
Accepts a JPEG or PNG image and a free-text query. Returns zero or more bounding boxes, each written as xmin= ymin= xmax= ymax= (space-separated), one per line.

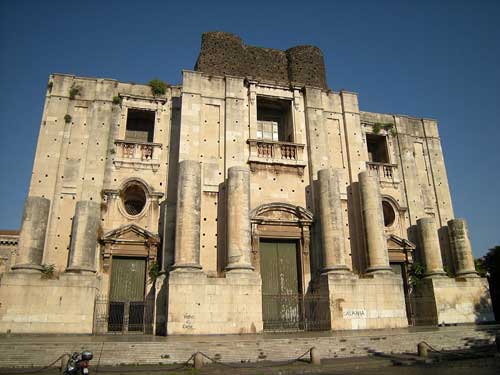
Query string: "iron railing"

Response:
xmin=262 ymin=293 xmax=331 ymax=332
xmin=93 ymin=295 xmax=154 ymax=334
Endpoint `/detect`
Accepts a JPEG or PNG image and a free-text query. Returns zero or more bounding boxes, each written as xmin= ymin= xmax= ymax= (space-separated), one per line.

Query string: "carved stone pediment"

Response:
xmin=251 ymin=202 xmax=313 ymax=226
xmin=102 ymin=224 xmax=159 ymax=245
xmin=387 ymin=234 xmax=415 ymax=263
xmin=101 ymin=224 xmax=159 ymax=271
xmin=387 ymin=234 xmax=415 ymax=251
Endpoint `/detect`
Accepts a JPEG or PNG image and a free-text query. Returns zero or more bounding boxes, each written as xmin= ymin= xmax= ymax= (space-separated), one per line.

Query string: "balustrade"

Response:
xmin=248 ymin=139 xmax=306 ymax=174
xmin=366 ymin=162 xmax=398 ymax=184
xmin=113 ymin=140 xmax=161 ymax=171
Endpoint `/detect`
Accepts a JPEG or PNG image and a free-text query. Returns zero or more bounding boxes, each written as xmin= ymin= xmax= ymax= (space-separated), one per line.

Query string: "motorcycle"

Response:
xmin=63 ymin=351 xmax=93 ymax=375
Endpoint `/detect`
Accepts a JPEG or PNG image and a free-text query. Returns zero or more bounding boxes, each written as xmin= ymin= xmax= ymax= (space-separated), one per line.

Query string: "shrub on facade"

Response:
xmin=69 ymin=84 xmax=82 ymax=100
xmin=148 ymin=79 xmax=167 ymax=96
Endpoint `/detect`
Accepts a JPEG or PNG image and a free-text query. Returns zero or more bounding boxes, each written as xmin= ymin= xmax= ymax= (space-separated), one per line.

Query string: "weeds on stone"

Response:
xmin=148 ymin=261 xmax=161 ymax=284
xmin=372 ymin=122 xmax=397 ymax=136
xmin=41 ymin=264 xmax=56 ymax=279
xmin=69 ymin=84 xmax=82 ymax=100
xmin=64 ymin=114 xmax=72 ymax=124
xmin=149 ymin=79 xmax=167 ymax=96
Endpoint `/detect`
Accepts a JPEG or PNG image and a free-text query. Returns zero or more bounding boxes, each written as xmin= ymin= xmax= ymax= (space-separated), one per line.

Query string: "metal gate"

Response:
xmin=260 ymin=240 xmax=329 ymax=331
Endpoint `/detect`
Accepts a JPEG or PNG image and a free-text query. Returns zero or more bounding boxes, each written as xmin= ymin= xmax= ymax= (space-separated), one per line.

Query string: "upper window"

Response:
xmin=125 ymin=109 xmax=155 ymax=143
xmin=366 ymin=134 xmax=389 ymax=163
xmin=257 ymin=97 xmax=293 ymax=142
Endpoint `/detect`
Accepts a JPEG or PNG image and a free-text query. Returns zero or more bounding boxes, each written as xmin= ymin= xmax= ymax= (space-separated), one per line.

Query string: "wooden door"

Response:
xmin=260 ymin=240 xmax=301 ymax=330
xmin=108 ymin=257 xmax=146 ymax=332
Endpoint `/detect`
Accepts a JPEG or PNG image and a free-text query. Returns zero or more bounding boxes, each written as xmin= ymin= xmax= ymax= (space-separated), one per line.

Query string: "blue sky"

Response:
xmin=0 ymin=0 xmax=498 ymax=257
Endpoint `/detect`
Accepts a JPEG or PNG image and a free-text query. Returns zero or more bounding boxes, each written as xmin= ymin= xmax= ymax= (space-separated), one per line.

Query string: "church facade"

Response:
xmin=0 ymin=32 xmax=493 ymax=334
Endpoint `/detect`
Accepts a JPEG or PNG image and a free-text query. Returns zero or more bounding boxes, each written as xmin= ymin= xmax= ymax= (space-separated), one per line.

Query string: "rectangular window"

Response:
xmin=125 ymin=109 xmax=155 ymax=143
xmin=366 ymin=134 xmax=389 ymax=163
xmin=257 ymin=97 xmax=293 ymax=142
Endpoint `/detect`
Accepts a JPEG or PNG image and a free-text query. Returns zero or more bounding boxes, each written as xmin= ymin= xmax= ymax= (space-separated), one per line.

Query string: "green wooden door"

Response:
xmin=108 ymin=257 xmax=147 ymax=332
xmin=260 ymin=240 xmax=300 ymax=330
xmin=110 ymin=257 xmax=146 ymax=302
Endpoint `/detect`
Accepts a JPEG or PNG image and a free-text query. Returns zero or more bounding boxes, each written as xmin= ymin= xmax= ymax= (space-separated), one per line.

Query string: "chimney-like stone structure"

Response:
xmin=66 ymin=201 xmax=100 ymax=273
xmin=448 ymin=219 xmax=477 ymax=277
xmin=12 ymin=196 xmax=50 ymax=272
xmin=226 ymin=166 xmax=253 ymax=271
xmin=318 ymin=168 xmax=349 ymax=273
xmin=417 ymin=217 xmax=446 ymax=277
xmin=359 ymin=171 xmax=391 ymax=274
xmin=173 ymin=160 xmax=202 ymax=271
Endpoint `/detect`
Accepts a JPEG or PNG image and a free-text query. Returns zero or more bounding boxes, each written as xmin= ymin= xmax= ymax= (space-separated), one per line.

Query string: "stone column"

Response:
xmin=417 ymin=217 xmax=446 ymax=277
xmin=318 ymin=168 xmax=349 ymax=274
xmin=358 ymin=171 xmax=391 ymax=273
xmin=66 ymin=201 xmax=100 ymax=273
xmin=226 ymin=166 xmax=253 ymax=271
xmin=448 ymin=219 xmax=477 ymax=277
xmin=12 ymin=196 xmax=50 ymax=272
xmin=173 ymin=160 xmax=202 ymax=270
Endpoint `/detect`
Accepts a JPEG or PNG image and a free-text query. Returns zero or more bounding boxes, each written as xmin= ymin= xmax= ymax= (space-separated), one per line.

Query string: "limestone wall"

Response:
xmin=166 ymin=271 xmax=262 ymax=334
xmin=0 ymin=272 xmax=97 ymax=333
xmin=414 ymin=277 xmax=494 ymax=325
xmin=322 ymin=274 xmax=408 ymax=330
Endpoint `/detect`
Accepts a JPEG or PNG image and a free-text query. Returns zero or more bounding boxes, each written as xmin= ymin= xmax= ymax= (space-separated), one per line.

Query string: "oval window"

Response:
xmin=121 ymin=184 xmax=147 ymax=216
xmin=382 ymin=200 xmax=396 ymax=227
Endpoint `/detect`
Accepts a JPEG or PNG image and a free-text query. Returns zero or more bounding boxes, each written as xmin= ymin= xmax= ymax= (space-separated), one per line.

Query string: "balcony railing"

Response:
xmin=113 ymin=140 xmax=161 ymax=171
xmin=247 ymin=139 xmax=306 ymax=172
xmin=367 ymin=161 xmax=399 ymax=184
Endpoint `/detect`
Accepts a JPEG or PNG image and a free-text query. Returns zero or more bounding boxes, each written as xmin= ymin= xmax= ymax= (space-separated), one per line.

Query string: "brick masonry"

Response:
xmin=0 ymin=325 xmax=498 ymax=368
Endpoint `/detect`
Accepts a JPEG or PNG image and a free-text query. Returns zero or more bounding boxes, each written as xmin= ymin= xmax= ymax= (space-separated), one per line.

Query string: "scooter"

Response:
xmin=63 ymin=351 xmax=93 ymax=375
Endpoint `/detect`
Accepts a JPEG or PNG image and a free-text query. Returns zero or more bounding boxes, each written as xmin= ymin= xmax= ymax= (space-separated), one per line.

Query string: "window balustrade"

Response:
xmin=113 ymin=140 xmax=161 ymax=171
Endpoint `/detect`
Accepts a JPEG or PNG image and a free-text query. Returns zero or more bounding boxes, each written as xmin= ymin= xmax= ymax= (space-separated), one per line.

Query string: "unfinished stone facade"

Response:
xmin=0 ymin=32 xmax=493 ymax=334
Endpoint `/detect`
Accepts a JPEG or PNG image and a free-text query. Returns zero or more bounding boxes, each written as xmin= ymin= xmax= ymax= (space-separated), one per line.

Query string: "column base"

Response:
xmin=226 ymin=263 xmax=254 ymax=272
xmin=11 ymin=263 xmax=43 ymax=273
xmin=365 ymin=265 xmax=393 ymax=275
xmin=65 ymin=265 xmax=96 ymax=274
xmin=171 ymin=263 xmax=203 ymax=272
xmin=423 ymin=270 xmax=447 ymax=279
xmin=321 ymin=265 xmax=351 ymax=275
xmin=456 ymin=269 xmax=479 ymax=278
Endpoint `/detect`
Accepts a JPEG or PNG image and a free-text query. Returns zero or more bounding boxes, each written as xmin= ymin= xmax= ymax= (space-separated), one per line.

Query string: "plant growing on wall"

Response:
xmin=112 ymin=95 xmax=122 ymax=105
xmin=373 ymin=122 xmax=397 ymax=136
xmin=148 ymin=79 xmax=167 ymax=96
xmin=69 ymin=84 xmax=82 ymax=100
xmin=41 ymin=264 xmax=56 ymax=279
xmin=148 ymin=261 xmax=161 ymax=284
xmin=409 ymin=262 xmax=426 ymax=289
xmin=64 ymin=114 xmax=72 ymax=124
xmin=47 ymin=81 xmax=53 ymax=92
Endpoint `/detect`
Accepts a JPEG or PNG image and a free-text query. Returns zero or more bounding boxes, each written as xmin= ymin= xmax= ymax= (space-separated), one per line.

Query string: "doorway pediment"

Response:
xmin=387 ymin=234 xmax=415 ymax=263
xmin=251 ymin=202 xmax=313 ymax=225
xmin=102 ymin=224 xmax=159 ymax=245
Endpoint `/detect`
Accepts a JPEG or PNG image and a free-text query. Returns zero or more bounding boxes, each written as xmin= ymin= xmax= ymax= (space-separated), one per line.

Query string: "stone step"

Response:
xmin=0 ymin=325 xmax=498 ymax=368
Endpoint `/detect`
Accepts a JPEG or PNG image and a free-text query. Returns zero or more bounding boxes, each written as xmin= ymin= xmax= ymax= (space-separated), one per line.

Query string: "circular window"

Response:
xmin=382 ymin=201 xmax=396 ymax=227
xmin=121 ymin=184 xmax=147 ymax=216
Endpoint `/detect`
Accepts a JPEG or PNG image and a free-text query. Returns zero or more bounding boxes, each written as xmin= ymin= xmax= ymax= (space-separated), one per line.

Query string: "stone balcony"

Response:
xmin=247 ymin=139 xmax=306 ymax=175
xmin=366 ymin=162 xmax=400 ymax=186
xmin=113 ymin=140 xmax=162 ymax=171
